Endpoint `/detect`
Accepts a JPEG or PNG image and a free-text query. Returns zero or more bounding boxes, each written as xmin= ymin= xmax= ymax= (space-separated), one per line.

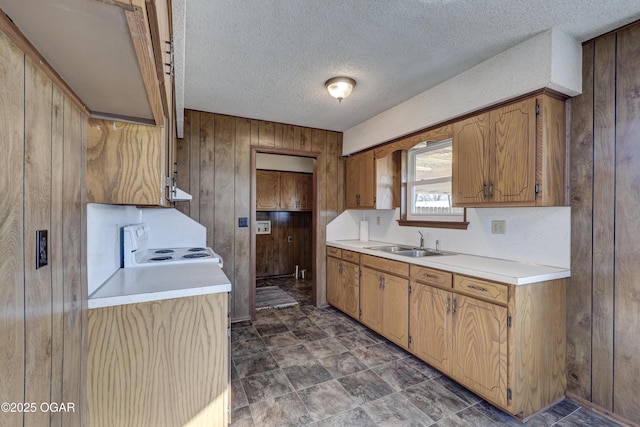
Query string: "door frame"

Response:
xmin=250 ymin=146 xmax=320 ymax=320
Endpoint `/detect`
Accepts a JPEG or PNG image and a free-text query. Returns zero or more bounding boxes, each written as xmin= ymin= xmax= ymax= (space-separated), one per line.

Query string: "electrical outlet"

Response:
xmin=287 ymin=236 xmax=293 ymax=243
xmin=36 ymin=230 xmax=48 ymax=269
xmin=238 ymin=217 xmax=248 ymax=227
xmin=491 ymin=220 xmax=506 ymax=235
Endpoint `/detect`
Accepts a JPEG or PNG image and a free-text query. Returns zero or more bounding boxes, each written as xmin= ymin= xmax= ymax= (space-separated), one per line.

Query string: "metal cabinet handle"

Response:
xmin=489 ymin=181 xmax=493 ymax=198
xmin=338 ymin=263 xmax=343 ymax=275
xmin=446 ymin=296 xmax=450 ymax=314
xmin=482 ymin=182 xmax=487 ymax=199
xmin=468 ymin=284 xmax=488 ymax=293
xmin=452 ymin=298 xmax=457 ymax=314
xmin=425 ymin=273 xmax=438 ymax=279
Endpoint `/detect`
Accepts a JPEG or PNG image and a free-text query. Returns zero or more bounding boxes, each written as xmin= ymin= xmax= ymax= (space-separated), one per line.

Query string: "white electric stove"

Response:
xmin=122 ymin=224 xmax=223 ymax=268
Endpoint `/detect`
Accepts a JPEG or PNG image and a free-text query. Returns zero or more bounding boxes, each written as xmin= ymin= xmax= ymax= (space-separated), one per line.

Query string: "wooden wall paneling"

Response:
xmin=199 ymin=113 xmax=215 ymax=248
xmin=336 ymin=134 xmax=345 ymax=213
xmin=614 ymin=23 xmax=640 ymax=422
xmin=282 ymin=124 xmax=295 ymax=150
xmin=567 ymin=41 xmax=594 ymax=399
xmin=175 ymin=111 xmax=191 ymax=217
xmin=188 ymin=111 xmax=200 ymax=221
xmin=250 ymin=119 xmax=259 ymax=147
xmin=277 ymin=212 xmax=290 ymax=275
xmin=62 ymin=99 xmax=87 ymax=427
xmin=299 ymin=127 xmax=311 ymax=151
xmin=234 ymin=117 xmax=252 ymax=320
xmin=293 ymin=126 xmax=301 ymax=150
xmin=312 ymin=129 xmax=326 ymax=303
xmin=0 ymin=28 xmax=25 ymax=427
xmin=591 ymin=33 xmax=616 ymax=411
xmin=24 ymin=58 xmax=54 ymax=426
xmin=274 ymin=122 xmax=283 ymax=148
xmin=259 ymin=120 xmax=275 ymax=147
xmin=213 ymin=114 xmax=236 ymax=285
xmin=50 ymin=85 xmax=65 ymax=427
xmin=326 ymin=132 xmax=339 ymax=223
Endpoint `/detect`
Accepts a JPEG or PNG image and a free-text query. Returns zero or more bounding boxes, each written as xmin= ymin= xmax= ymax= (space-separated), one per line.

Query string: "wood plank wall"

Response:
xmin=0 ymin=29 xmax=87 ymax=426
xmin=175 ymin=110 xmax=344 ymax=320
xmin=568 ymin=20 xmax=640 ymax=424
xmin=256 ymin=211 xmax=312 ymax=278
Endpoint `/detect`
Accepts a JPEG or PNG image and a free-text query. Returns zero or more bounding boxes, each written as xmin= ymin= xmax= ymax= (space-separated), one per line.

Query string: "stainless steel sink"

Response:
xmin=366 ymin=245 xmax=414 ymax=253
xmin=395 ymin=249 xmax=444 ymax=257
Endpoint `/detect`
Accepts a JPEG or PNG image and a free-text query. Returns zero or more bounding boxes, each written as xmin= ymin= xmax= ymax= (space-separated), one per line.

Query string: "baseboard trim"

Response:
xmin=566 ymin=393 xmax=637 ymax=427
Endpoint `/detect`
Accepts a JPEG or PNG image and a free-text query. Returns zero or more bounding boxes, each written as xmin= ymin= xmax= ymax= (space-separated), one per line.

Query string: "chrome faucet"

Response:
xmin=418 ymin=231 xmax=424 ymax=249
xmin=435 ymin=239 xmax=440 ymax=253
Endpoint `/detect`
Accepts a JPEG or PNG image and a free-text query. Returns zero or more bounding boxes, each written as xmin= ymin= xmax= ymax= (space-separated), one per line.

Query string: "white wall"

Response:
xmin=327 ymin=207 xmax=570 ymax=269
xmin=342 ymin=29 xmax=582 ymax=155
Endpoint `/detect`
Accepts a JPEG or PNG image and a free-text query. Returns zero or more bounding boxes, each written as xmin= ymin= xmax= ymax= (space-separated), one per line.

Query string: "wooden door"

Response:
xmin=452 ymin=112 xmax=490 ymax=205
xmin=298 ymin=173 xmax=313 ymax=210
xmin=409 ymin=283 xmax=451 ymax=373
xmin=452 ymin=294 xmax=508 ymax=407
xmin=256 ymin=170 xmax=280 ymax=210
xmin=360 ymin=267 xmax=384 ymax=333
xmin=489 ymin=98 xmax=537 ymax=203
xmin=382 ymin=273 xmax=409 ymax=348
xmin=326 ymin=256 xmax=341 ymax=308
xmin=279 ymin=172 xmax=298 ymax=210
xmin=341 ymin=261 xmax=360 ymax=319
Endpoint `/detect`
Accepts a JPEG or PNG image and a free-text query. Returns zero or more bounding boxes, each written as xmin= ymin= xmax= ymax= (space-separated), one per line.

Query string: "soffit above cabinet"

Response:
xmin=0 ymin=0 xmax=153 ymax=121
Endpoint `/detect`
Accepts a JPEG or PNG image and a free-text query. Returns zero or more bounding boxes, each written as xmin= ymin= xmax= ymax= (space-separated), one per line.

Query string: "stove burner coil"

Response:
xmin=183 ymin=253 xmax=210 ymax=259
xmin=150 ymin=256 xmax=173 ymax=261
xmin=188 ymin=247 xmax=206 ymax=252
xmin=154 ymin=249 xmax=175 ymax=254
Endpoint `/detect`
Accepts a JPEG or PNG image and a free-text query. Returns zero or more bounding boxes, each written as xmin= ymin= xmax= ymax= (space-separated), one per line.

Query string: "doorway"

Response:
xmin=250 ymin=147 xmax=320 ymax=320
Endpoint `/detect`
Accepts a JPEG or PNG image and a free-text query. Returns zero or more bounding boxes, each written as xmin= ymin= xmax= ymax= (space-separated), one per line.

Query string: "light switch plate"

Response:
xmin=36 ymin=229 xmax=48 ymax=269
xmin=491 ymin=220 xmax=506 ymax=235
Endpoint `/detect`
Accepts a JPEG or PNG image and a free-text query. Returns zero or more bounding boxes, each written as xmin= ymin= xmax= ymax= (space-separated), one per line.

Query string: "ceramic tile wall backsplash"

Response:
xmin=87 ymin=204 xmax=208 ymax=295
xmin=327 ymin=207 xmax=570 ymax=268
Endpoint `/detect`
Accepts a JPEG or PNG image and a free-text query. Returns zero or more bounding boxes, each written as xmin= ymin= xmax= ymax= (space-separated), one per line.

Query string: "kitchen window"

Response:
xmin=401 ymin=139 xmax=467 ymax=228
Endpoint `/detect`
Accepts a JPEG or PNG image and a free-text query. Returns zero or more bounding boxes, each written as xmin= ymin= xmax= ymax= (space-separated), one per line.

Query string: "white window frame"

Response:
xmin=406 ymin=139 xmax=464 ymax=222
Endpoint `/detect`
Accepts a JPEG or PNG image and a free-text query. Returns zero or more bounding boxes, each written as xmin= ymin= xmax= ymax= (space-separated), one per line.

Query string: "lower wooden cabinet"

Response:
xmin=88 ymin=293 xmax=230 ymax=427
xmin=326 ymin=255 xmax=359 ymax=319
xmin=326 ymin=245 xmax=567 ymax=421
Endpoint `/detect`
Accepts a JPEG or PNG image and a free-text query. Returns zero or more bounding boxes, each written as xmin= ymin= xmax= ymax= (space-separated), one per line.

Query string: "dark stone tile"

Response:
xmin=306 ymin=310 xmax=343 ymax=325
xmin=316 ymin=407 xmax=377 ymax=427
xmin=383 ymin=340 xmax=413 ymax=358
xmin=350 ymin=342 xmax=398 ymax=368
xmin=361 ymin=328 xmax=387 ymax=343
xmin=252 ymin=310 xmax=282 ymax=325
xmin=304 ymin=337 xmax=349 ymax=359
xmin=270 ymin=343 xmax=316 ymax=367
xmin=241 ymin=369 xmax=294 ymax=404
xmin=403 ymin=356 xmax=443 ymax=379
xmin=292 ymin=325 xmax=330 ymax=342
xmin=231 ymin=360 xmax=239 ymax=380
xmin=321 ymin=322 xmax=358 ymax=337
xmin=232 ymin=337 xmax=267 ymax=358
xmin=554 ymin=408 xmax=621 ymax=427
xmin=231 ymin=379 xmax=248 ymax=410
xmin=282 ymin=361 xmax=333 ymax=390
xmin=319 ymin=351 xmax=368 ymax=378
xmin=402 ymin=380 xmax=468 ymax=422
xmin=231 ymin=326 xmax=260 ymax=342
xmin=361 ymin=392 xmax=434 ymax=426
xmin=234 ymin=352 xmax=279 ymax=378
xmin=282 ymin=316 xmax=316 ymax=330
xmin=261 ymin=331 xmax=300 ymax=348
xmin=274 ymin=306 xmax=307 ymax=320
xmin=231 ymin=405 xmax=254 ymax=426
xmin=255 ymin=322 xmax=289 ymax=336
xmin=335 ymin=331 xmax=377 ymax=351
xmin=372 ymin=359 xmax=430 ymax=391
xmin=471 ymin=400 xmax=521 ymax=426
xmin=435 ymin=406 xmax=496 ymax=427
xmin=297 ymin=380 xmax=358 ymax=422
xmin=232 ymin=320 xmax=252 ymax=328
xmin=338 ymin=369 xmax=395 ymax=405
xmin=249 ymin=392 xmax=313 ymax=427
xmin=432 ymin=375 xmax=481 ymax=406
xmin=545 ymin=398 xmax=580 ymax=419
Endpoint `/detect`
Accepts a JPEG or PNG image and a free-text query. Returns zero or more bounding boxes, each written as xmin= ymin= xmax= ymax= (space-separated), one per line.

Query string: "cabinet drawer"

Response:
xmin=454 ymin=275 xmax=508 ymax=304
xmin=342 ymin=250 xmax=360 ymax=263
xmin=410 ymin=265 xmax=452 ymax=289
xmin=327 ymin=246 xmax=341 ymax=258
xmin=361 ymin=254 xmax=409 ymax=277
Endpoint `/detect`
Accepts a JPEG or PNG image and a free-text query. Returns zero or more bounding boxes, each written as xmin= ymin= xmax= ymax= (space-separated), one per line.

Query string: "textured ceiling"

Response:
xmin=178 ymin=0 xmax=640 ymax=132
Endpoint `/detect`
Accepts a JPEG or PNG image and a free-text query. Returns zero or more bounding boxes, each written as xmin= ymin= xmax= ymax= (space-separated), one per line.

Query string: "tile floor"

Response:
xmin=231 ymin=277 xmax=621 ymax=426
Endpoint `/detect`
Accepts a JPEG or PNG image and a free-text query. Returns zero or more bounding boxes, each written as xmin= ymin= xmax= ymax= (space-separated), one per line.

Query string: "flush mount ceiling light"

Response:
xmin=325 ymin=77 xmax=356 ymax=102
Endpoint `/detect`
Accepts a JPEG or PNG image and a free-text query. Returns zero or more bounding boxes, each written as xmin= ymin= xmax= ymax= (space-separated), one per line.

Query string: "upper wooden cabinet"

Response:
xmin=87 ymin=119 xmax=171 ymax=206
xmin=452 ymin=94 xmax=566 ymax=207
xmin=345 ymin=150 xmax=399 ymax=209
xmin=256 ymin=170 xmax=313 ymax=211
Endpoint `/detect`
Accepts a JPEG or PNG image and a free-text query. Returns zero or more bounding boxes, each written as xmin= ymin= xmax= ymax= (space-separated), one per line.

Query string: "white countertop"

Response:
xmin=327 ymin=240 xmax=570 ymax=285
xmin=88 ymin=262 xmax=232 ymax=309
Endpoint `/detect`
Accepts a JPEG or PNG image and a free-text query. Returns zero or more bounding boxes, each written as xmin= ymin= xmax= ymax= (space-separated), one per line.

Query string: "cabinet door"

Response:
xmin=326 ymin=256 xmax=341 ymax=309
xmin=360 ymin=267 xmax=384 ymax=333
xmin=256 ymin=170 xmax=280 ymax=210
xmin=382 ymin=273 xmax=409 ymax=348
xmin=452 ymin=294 xmax=508 ymax=407
xmin=345 ymin=151 xmax=376 ymax=209
xmin=341 ymin=261 xmax=360 ymax=319
xmin=345 ymin=155 xmax=360 ymax=208
xmin=409 ymin=283 xmax=451 ymax=373
xmin=298 ymin=173 xmax=313 ymax=210
xmin=452 ymin=112 xmax=491 ymax=205
xmin=489 ymin=98 xmax=536 ymax=203
xmin=279 ymin=172 xmax=298 ymax=210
